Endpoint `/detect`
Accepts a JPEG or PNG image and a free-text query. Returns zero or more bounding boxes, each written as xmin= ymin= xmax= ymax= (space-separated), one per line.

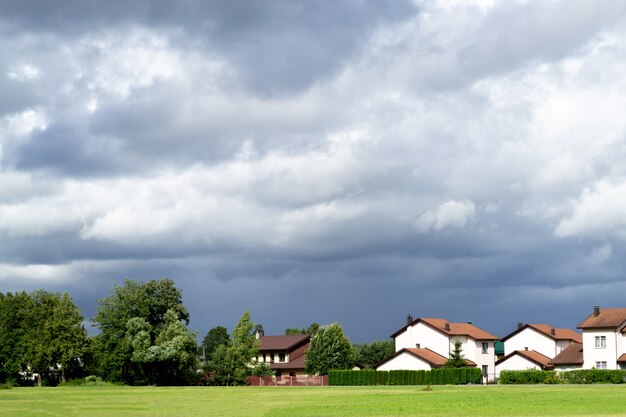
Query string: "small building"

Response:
xmin=501 ymin=323 xmax=581 ymax=358
xmin=381 ymin=316 xmax=498 ymax=381
xmin=494 ymin=349 xmax=553 ymax=378
xmin=577 ymin=306 xmax=626 ymax=370
xmin=376 ymin=347 xmax=475 ymax=371
xmin=257 ymin=334 xmax=311 ymax=376
xmin=549 ymin=342 xmax=583 ymax=371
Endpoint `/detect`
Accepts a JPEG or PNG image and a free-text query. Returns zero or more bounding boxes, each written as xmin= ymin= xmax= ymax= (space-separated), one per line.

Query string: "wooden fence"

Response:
xmin=247 ymin=375 xmax=328 ymax=387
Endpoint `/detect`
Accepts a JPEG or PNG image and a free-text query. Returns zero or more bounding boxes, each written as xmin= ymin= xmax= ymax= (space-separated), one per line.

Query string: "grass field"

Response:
xmin=1 ymin=385 xmax=626 ymax=417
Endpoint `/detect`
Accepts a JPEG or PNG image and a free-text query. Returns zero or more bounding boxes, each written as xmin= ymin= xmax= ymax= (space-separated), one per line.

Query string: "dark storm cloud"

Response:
xmin=0 ymin=0 xmax=417 ymax=94
xmin=2 ymin=0 xmax=626 ymax=344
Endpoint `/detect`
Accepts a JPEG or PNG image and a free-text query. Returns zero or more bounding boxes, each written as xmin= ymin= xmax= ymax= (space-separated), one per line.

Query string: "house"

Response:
xmin=256 ymin=334 xmax=311 ymax=376
xmin=494 ymin=323 xmax=581 ymax=378
xmin=495 ymin=349 xmax=553 ymax=377
xmin=501 ymin=323 xmax=581 ymax=358
xmin=376 ymin=347 xmax=475 ymax=371
xmin=549 ymin=342 xmax=583 ymax=371
xmin=577 ymin=306 xmax=626 ymax=370
xmin=378 ymin=316 xmax=498 ymax=381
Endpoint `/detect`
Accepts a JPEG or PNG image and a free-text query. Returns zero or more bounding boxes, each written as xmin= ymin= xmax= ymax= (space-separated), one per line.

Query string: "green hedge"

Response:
xmin=499 ymin=369 xmax=626 ymax=384
xmin=328 ymin=368 xmax=482 ymax=386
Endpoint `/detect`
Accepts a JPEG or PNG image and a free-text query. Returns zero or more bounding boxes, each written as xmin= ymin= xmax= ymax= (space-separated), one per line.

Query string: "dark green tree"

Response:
xmin=0 ymin=292 xmax=32 ymax=384
xmin=353 ymin=340 xmax=395 ymax=369
xmin=91 ymin=278 xmax=191 ymax=384
xmin=305 ymin=323 xmax=354 ymax=375
xmin=444 ymin=339 xmax=467 ymax=368
xmin=200 ymin=326 xmax=230 ymax=362
xmin=205 ymin=311 xmax=258 ymax=386
xmin=285 ymin=322 xmax=320 ymax=335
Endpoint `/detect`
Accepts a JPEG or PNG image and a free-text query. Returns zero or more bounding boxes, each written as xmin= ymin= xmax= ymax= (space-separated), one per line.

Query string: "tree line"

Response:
xmin=0 ymin=278 xmax=394 ymax=386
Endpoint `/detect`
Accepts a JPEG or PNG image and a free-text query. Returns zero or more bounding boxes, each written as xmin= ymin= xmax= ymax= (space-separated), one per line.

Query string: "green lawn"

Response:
xmin=1 ymin=385 xmax=626 ymax=417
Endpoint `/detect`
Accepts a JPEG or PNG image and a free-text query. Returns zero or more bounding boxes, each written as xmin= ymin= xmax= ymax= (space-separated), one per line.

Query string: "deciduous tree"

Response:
xmin=305 ymin=323 xmax=354 ymax=375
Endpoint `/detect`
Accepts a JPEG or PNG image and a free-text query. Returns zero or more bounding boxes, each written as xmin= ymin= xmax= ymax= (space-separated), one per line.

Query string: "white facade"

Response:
xmin=582 ymin=329 xmax=619 ymax=369
xmin=377 ymin=351 xmax=432 ymax=371
xmin=393 ymin=319 xmax=496 ymax=381
xmin=504 ymin=327 xmax=577 ymax=358
xmin=495 ymin=354 xmax=542 ymax=378
xmin=395 ymin=321 xmax=449 ymax=356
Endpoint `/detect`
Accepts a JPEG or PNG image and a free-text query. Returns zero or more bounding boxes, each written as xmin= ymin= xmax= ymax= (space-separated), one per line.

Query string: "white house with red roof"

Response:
xmin=377 ymin=315 xmax=499 ymax=381
xmin=577 ymin=306 xmax=626 ymax=370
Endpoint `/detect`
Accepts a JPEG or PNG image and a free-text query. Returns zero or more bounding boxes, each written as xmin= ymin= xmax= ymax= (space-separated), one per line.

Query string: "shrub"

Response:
xmin=328 ymin=368 xmax=481 ymax=386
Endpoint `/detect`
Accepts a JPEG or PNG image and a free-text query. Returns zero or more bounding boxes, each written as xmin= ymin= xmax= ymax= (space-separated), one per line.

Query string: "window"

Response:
xmin=263 ymin=353 xmax=266 ymax=362
xmin=270 ymin=353 xmax=275 ymax=362
xmin=278 ymin=353 xmax=285 ymax=362
xmin=482 ymin=342 xmax=489 ymax=354
xmin=595 ymin=336 xmax=607 ymax=349
xmin=482 ymin=365 xmax=488 ymax=377
xmin=595 ymin=361 xmax=607 ymax=369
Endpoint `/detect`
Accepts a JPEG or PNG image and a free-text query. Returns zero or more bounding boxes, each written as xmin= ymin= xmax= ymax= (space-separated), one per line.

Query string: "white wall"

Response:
xmin=495 ymin=354 xmax=541 ymax=378
xmin=582 ymin=329 xmax=618 ymax=369
xmin=505 ymin=328 xmax=556 ymax=358
xmin=395 ymin=322 xmax=449 ymax=357
xmin=377 ymin=352 xmax=432 ymax=371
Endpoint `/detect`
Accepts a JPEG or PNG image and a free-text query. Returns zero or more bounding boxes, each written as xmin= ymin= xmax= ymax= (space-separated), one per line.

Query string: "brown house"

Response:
xmin=257 ymin=334 xmax=311 ymax=376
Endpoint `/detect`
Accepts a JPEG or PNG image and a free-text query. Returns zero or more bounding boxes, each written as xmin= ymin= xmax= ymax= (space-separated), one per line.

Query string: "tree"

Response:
xmin=126 ymin=309 xmax=198 ymax=385
xmin=91 ymin=278 xmax=191 ymax=384
xmin=205 ymin=311 xmax=259 ymax=386
xmin=200 ymin=326 xmax=230 ymax=362
xmin=444 ymin=339 xmax=466 ymax=368
xmin=353 ymin=340 xmax=395 ymax=369
xmin=305 ymin=323 xmax=354 ymax=375
xmin=253 ymin=323 xmax=265 ymax=337
xmin=285 ymin=322 xmax=320 ymax=335
xmin=46 ymin=293 xmax=88 ymax=383
xmin=0 ymin=292 xmax=32 ymax=384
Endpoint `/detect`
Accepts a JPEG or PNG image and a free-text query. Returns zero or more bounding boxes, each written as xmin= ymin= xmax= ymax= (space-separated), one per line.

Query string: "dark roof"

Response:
xmin=577 ymin=308 xmax=626 ymax=329
xmin=549 ymin=343 xmax=583 ymax=366
xmin=258 ymin=334 xmax=310 ymax=352
xmin=391 ymin=317 xmax=498 ymax=340
xmin=375 ymin=347 xmax=476 ymax=369
xmin=501 ymin=324 xmax=582 ymax=343
xmin=496 ymin=350 xmax=553 ymax=369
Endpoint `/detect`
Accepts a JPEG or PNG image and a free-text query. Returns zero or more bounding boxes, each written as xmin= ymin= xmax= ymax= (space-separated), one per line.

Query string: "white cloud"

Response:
xmin=415 ymin=200 xmax=476 ymax=232
xmin=555 ymin=181 xmax=626 ymax=238
xmin=7 ymin=64 xmax=41 ymax=81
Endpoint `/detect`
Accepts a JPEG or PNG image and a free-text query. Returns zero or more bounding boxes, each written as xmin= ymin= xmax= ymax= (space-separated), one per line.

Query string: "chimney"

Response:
xmin=255 ymin=330 xmax=261 ymax=340
xmin=524 ymin=347 xmax=528 ymax=351
xmin=407 ymin=314 xmax=413 ymax=325
xmin=444 ymin=322 xmax=450 ymax=331
xmin=517 ymin=322 xmax=523 ymax=329
xmin=550 ymin=328 xmax=556 ymax=336
xmin=593 ymin=306 xmax=600 ymax=317
xmin=467 ymin=321 xmax=472 ymax=325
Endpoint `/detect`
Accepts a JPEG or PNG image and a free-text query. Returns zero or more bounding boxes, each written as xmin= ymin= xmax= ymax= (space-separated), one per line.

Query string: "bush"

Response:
xmin=328 ymin=368 xmax=481 ymax=386
xmin=499 ymin=369 xmax=626 ymax=384
xmin=0 ymin=383 xmax=12 ymax=390
xmin=60 ymin=375 xmax=115 ymax=386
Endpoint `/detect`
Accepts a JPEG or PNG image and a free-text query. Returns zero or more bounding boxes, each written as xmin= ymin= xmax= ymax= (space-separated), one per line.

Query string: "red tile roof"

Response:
xmin=549 ymin=343 xmax=583 ymax=366
xmin=501 ymin=324 xmax=582 ymax=343
xmin=391 ymin=317 xmax=498 ymax=340
xmin=496 ymin=349 xmax=553 ymax=369
xmin=259 ymin=334 xmax=310 ymax=351
xmin=577 ymin=308 xmax=626 ymax=329
xmin=375 ymin=347 xmax=476 ymax=369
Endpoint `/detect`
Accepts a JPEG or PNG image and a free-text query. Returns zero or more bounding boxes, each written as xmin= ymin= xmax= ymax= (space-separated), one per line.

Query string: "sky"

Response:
xmin=1 ymin=0 xmax=626 ymax=343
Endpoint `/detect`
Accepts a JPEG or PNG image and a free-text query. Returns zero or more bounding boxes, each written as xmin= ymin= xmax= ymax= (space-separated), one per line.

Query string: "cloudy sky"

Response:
xmin=2 ymin=0 xmax=626 ymax=342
